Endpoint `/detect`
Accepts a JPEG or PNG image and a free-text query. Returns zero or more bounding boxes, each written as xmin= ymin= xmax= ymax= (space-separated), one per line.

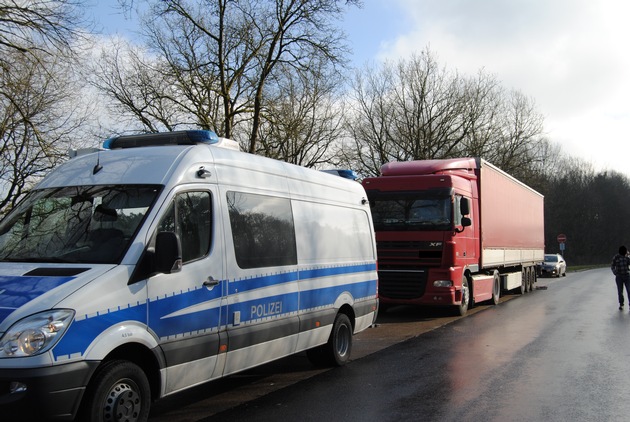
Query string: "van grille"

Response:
xmin=376 ymin=240 xmax=443 ymax=300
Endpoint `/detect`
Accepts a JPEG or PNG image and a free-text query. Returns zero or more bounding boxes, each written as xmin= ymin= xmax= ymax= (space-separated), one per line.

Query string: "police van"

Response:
xmin=0 ymin=131 xmax=378 ymax=421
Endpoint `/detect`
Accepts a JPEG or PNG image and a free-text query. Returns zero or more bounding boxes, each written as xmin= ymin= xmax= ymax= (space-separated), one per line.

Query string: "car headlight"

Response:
xmin=0 ymin=309 xmax=75 ymax=357
xmin=433 ymin=280 xmax=453 ymax=287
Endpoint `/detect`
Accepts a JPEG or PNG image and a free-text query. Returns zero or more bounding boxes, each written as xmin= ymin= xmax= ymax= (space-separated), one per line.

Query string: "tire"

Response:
xmin=519 ymin=269 xmax=527 ymax=295
xmin=307 ymin=313 xmax=353 ymax=367
xmin=527 ymin=267 xmax=534 ymax=292
xmin=491 ymin=271 xmax=500 ymax=305
xmin=456 ymin=275 xmax=470 ymax=316
xmin=80 ymin=360 xmax=151 ymax=422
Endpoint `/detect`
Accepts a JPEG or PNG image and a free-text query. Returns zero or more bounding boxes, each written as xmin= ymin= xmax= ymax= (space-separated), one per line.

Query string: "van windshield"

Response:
xmin=0 ymin=185 xmax=161 ymax=264
xmin=368 ymin=191 xmax=452 ymax=231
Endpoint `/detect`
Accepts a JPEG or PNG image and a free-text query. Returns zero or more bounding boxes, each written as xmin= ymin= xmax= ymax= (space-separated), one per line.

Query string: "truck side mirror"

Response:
xmin=155 ymin=231 xmax=182 ymax=273
xmin=461 ymin=216 xmax=472 ymax=227
xmin=460 ymin=197 xmax=470 ymax=216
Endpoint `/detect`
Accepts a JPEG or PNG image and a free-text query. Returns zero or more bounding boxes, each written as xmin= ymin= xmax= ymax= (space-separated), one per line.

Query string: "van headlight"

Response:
xmin=433 ymin=280 xmax=453 ymax=288
xmin=0 ymin=310 xmax=75 ymax=357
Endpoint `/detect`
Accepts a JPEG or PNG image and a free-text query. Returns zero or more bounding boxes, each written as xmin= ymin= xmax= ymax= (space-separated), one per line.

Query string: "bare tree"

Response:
xmin=345 ymin=50 xmax=472 ymax=175
xmin=485 ymin=90 xmax=546 ymax=178
xmin=0 ymin=48 xmax=91 ymax=215
xmin=96 ymin=0 xmax=359 ymax=155
xmin=87 ymin=39 xmax=195 ymax=134
xmin=344 ymin=48 xmax=548 ymax=180
xmin=0 ymin=0 xmax=84 ymax=58
xmin=340 ymin=61 xmax=397 ymax=176
xmin=454 ymin=69 xmax=503 ymax=158
xmin=256 ymin=59 xmax=344 ymax=167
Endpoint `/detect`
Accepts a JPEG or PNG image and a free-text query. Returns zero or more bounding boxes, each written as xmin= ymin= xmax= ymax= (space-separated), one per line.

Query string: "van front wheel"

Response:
xmin=81 ymin=360 xmax=151 ymax=422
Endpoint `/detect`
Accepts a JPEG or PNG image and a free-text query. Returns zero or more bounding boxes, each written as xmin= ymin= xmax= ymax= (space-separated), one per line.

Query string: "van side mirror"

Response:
xmin=155 ymin=231 xmax=182 ymax=273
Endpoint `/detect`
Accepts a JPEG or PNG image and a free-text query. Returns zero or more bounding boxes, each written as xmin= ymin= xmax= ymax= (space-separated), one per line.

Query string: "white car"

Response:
xmin=538 ymin=253 xmax=567 ymax=277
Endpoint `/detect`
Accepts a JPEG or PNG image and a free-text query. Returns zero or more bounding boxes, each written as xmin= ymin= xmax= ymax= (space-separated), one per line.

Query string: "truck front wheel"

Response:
xmin=456 ymin=276 xmax=470 ymax=316
xmin=80 ymin=360 xmax=151 ymax=422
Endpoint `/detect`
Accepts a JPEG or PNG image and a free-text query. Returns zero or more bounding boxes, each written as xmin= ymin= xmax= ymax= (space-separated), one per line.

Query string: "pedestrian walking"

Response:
xmin=611 ymin=245 xmax=630 ymax=310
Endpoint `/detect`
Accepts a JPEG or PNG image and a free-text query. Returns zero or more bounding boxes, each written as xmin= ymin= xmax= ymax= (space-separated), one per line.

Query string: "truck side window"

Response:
xmin=157 ymin=191 xmax=212 ymax=263
xmin=227 ymin=191 xmax=297 ymax=269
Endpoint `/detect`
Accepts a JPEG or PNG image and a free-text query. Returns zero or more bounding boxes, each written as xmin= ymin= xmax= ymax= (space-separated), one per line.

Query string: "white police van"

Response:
xmin=0 ymin=131 xmax=378 ymax=421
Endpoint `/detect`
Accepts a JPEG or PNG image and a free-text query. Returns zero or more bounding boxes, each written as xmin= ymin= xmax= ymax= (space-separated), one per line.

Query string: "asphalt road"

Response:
xmin=150 ymin=268 xmax=626 ymax=421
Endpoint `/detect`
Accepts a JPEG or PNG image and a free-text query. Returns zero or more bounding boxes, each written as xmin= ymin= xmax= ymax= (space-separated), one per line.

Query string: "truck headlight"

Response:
xmin=0 ymin=309 xmax=75 ymax=357
xmin=433 ymin=280 xmax=453 ymax=288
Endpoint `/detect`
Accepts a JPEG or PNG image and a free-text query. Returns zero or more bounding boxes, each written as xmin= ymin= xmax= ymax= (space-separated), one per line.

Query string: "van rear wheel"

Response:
xmin=80 ymin=360 xmax=151 ymax=422
xmin=307 ymin=313 xmax=353 ymax=367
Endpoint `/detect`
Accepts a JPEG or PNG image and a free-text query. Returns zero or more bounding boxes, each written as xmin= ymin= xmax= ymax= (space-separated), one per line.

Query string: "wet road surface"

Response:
xmin=151 ymin=268 xmax=627 ymax=421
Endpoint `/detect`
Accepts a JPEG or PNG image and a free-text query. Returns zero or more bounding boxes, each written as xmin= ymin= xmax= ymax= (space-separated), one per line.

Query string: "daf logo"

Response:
xmin=429 ymin=242 xmax=442 ymax=247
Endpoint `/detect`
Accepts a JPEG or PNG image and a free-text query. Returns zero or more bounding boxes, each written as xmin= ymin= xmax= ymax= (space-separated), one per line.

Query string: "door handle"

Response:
xmin=203 ymin=277 xmax=220 ymax=288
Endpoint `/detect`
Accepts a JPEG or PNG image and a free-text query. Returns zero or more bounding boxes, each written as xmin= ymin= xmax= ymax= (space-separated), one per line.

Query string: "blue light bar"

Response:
xmin=321 ymin=169 xmax=359 ymax=180
xmin=103 ymin=130 xmax=220 ymax=149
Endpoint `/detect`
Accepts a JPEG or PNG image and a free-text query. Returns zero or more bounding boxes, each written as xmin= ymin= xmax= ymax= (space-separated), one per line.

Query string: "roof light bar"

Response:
xmin=321 ymin=169 xmax=359 ymax=180
xmin=103 ymin=130 xmax=220 ymax=149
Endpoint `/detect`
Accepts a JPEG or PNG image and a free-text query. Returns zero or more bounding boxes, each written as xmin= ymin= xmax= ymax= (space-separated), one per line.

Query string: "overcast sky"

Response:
xmin=343 ymin=0 xmax=630 ymax=176
xmin=93 ymin=0 xmax=629 ymax=176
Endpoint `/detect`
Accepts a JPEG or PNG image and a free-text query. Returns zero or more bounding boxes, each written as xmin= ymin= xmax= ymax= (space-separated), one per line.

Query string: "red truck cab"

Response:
xmin=363 ymin=158 xmax=544 ymax=316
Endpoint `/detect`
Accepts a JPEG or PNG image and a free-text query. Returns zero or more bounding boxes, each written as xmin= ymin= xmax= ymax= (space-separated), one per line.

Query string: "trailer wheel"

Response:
xmin=491 ymin=271 xmax=500 ymax=305
xmin=456 ymin=276 xmax=470 ymax=316
xmin=80 ymin=360 xmax=151 ymax=422
xmin=527 ymin=267 xmax=535 ymax=291
xmin=307 ymin=313 xmax=353 ymax=367
xmin=519 ymin=269 xmax=527 ymax=295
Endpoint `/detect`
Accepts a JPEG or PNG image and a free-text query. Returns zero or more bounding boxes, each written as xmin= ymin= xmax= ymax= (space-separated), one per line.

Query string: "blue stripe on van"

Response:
xmin=299 ymin=279 xmax=378 ymax=310
xmin=50 ymin=263 xmax=376 ymax=359
xmin=228 ymin=271 xmax=299 ymax=295
xmin=0 ymin=275 xmax=76 ymax=325
xmin=227 ymin=263 xmax=377 ymax=295
xmin=299 ymin=263 xmax=377 ymax=280
xmin=148 ymin=284 xmax=224 ymax=338
xmin=53 ymin=302 xmax=147 ymax=360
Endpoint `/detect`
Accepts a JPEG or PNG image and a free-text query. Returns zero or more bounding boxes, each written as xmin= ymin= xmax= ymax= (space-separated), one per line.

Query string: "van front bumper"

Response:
xmin=0 ymin=360 xmax=99 ymax=421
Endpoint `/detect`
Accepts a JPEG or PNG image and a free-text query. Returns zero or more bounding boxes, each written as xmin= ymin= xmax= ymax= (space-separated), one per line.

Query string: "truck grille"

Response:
xmin=376 ymin=241 xmax=441 ymax=300
xmin=378 ymin=269 xmax=427 ymax=299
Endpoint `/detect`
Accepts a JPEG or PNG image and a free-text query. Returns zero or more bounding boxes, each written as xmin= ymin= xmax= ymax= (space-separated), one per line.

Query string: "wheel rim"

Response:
xmin=103 ymin=379 xmax=142 ymax=422
xmin=336 ymin=323 xmax=351 ymax=358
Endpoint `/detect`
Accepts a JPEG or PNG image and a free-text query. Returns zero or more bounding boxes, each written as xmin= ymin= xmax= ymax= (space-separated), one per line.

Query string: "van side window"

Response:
xmin=157 ymin=191 xmax=212 ymax=263
xmin=227 ymin=191 xmax=297 ymax=268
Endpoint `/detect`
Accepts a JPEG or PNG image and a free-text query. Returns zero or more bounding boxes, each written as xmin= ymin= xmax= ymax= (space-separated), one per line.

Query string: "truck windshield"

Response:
xmin=0 ymin=185 xmax=160 ymax=264
xmin=369 ymin=192 xmax=452 ymax=231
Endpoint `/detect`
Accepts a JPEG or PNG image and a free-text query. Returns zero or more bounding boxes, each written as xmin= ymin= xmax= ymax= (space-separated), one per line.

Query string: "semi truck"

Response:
xmin=362 ymin=157 xmax=544 ymax=316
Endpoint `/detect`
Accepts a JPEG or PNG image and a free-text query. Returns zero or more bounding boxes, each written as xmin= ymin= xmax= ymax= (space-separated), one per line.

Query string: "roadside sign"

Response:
xmin=557 ymin=233 xmax=567 ymax=243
